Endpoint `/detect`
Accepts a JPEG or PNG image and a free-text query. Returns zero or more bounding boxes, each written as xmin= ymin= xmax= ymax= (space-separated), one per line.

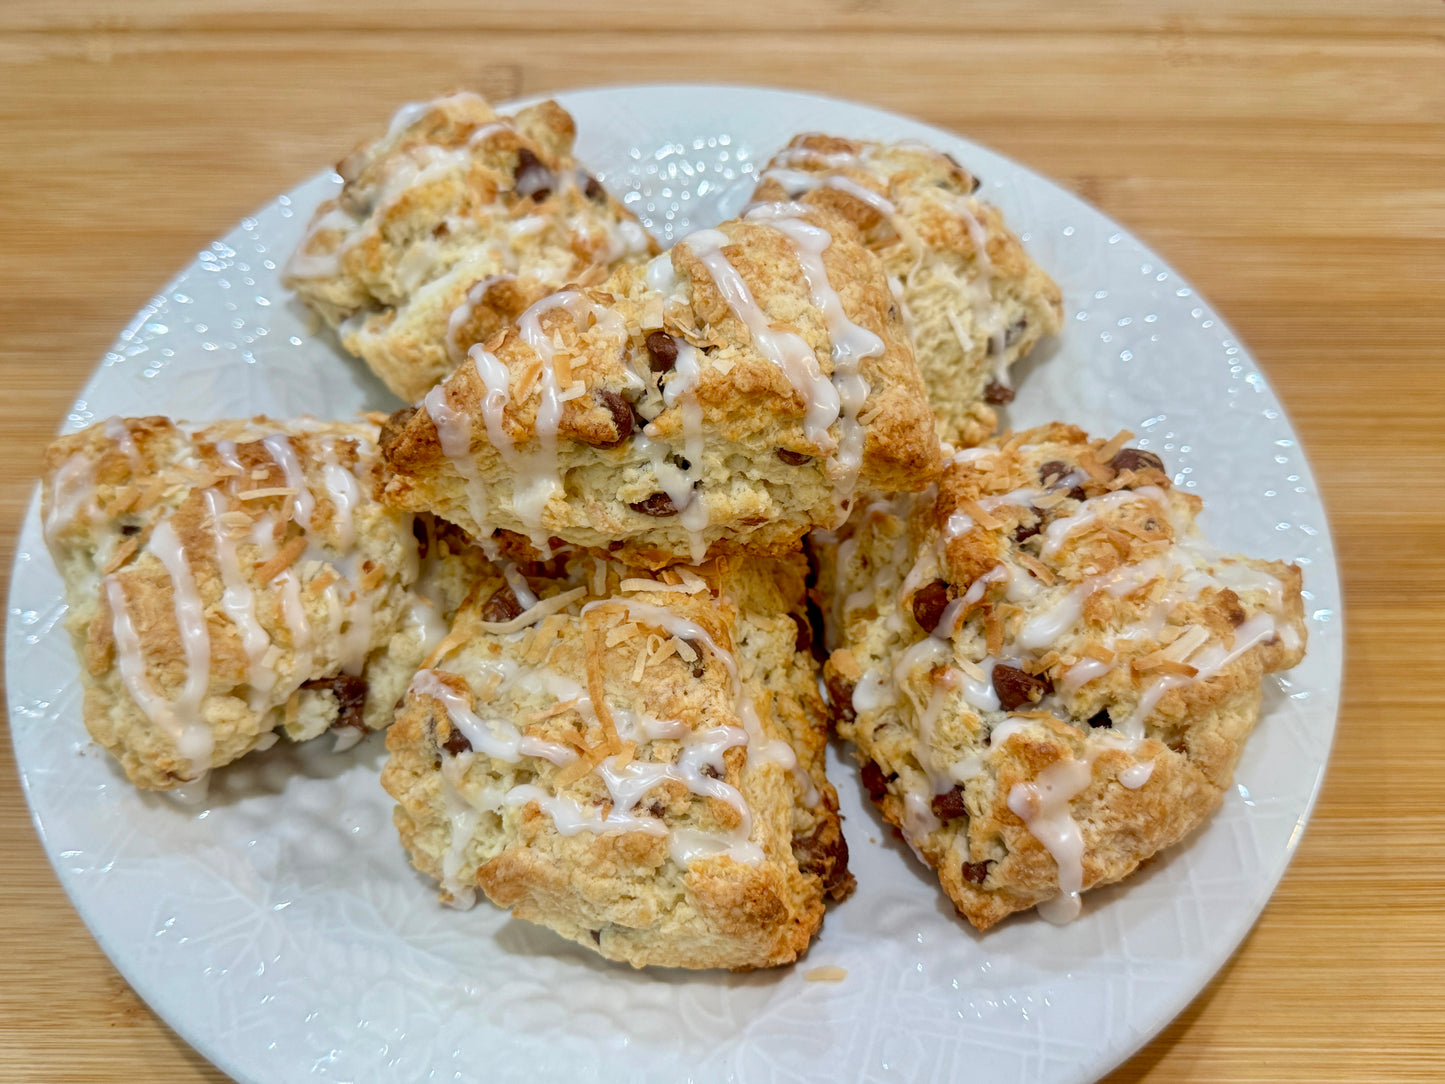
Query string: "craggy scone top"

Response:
xmin=283 ymin=91 xmax=657 ymax=403
xmin=753 ymin=135 xmax=1064 ymax=447
xmin=380 ymin=205 xmax=943 ymax=569
xmin=41 ymin=415 xmax=478 ymax=790
xmin=822 ymin=424 xmax=1306 ymax=928
xmin=383 ymin=550 xmax=851 ymax=970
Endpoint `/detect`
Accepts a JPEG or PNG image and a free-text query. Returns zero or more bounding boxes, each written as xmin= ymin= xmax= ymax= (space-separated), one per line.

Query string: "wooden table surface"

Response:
xmin=1 ymin=2 xmax=1441 ymax=1080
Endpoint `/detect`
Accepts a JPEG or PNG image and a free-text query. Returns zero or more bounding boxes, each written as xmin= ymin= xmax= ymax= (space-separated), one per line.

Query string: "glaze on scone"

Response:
xmin=819 ymin=424 xmax=1306 ymax=928
xmin=282 ymin=91 xmax=658 ymax=404
xmin=382 ymin=550 xmax=853 ymax=970
xmin=41 ymin=415 xmax=483 ymax=790
xmin=752 ymin=135 xmax=1063 ymax=447
xmin=379 ymin=205 xmax=944 ymax=569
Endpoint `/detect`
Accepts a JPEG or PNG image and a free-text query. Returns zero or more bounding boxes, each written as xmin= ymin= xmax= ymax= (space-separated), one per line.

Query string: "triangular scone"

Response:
xmin=41 ymin=415 xmax=485 ymax=790
xmin=283 ymin=91 xmax=658 ymax=404
xmin=753 ymin=135 xmax=1064 ymax=447
xmin=819 ymin=425 xmax=1306 ymax=928
xmin=379 ymin=205 xmax=944 ymax=569
xmin=382 ymin=550 xmax=853 ymax=970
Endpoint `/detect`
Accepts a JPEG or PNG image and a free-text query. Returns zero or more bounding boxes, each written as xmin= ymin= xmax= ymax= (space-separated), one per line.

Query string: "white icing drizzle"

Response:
xmin=203 ymin=489 xmax=273 ymax=709
xmin=680 ymin=227 xmax=841 ymax=454
xmin=745 ymin=203 xmax=883 ymax=499
xmin=104 ymin=520 xmax=215 ymax=775
xmin=317 ymin=437 xmax=361 ymax=549
xmin=1119 ymin=761 xmax=1155 ymax=789
xmin=260 ymin=435 xmax=316 ymax=530
xmin=445 ymin=274 xmax=513 ymax=363
xmin=104 ymin=416 xmax=145 ymax=473
xmin=411 ymin=669 xmax=578 ymax=765
xmin=581 ymin=599 xmax=813 ymax=802
xmin=1007 ymin=751 xmax=1097 ymax=924
xmin=44 ymin=454 xmax=98 ymax=547
xmin=501 ymin=563 xmax=539 ymax=610
xmin=423 ymin=380 xmax=490 ymax=531
xmin=1040 ymin=487 xmax=1165 ymax=559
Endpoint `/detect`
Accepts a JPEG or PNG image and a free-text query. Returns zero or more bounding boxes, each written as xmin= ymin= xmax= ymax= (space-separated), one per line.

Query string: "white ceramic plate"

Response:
xmin=6 ymin=86 xmax=1342 ymax=1084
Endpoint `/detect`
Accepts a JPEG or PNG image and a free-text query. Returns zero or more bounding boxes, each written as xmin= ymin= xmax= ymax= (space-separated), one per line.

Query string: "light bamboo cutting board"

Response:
xmin=1 ymin=2 xmax=1442 ymax=1080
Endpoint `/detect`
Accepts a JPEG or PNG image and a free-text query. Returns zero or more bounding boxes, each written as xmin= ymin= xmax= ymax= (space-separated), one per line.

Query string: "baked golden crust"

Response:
xmin=41 ymin=415 xmax=484 ymax=790
xmin=378 ymin=206 xmax=943 ymax=569
xmin=819 ymin=424 xmax=1306 ymax=928
xmin=381 ymin=550 xmax=852 ymax=969
xmin=753 ymin=135 xmax=1064 ymax=447
xmin=282 ymin=91 xmax=658 ymax=403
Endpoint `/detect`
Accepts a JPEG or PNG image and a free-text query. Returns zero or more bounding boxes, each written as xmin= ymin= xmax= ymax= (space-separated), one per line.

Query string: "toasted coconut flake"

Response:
xmin=672 ymin=637 xmax=698 ymax=663
xmin=613 ymin=740 xmax=637 ymax=770
xmin=605 ymin=622 xmax=640 ymax=647
xmin=710 ymin=358 xmax=735 ymax=375
xmin=631 ymin=635 xmax=658 ymax=682
xmin=421 ymin=627 xmax=468 ymax=671
xmin=284 ymin=690 xmax=300 ymax=727
xmin=1008 ymin=710 xmax=1058 ymax=722
xmin=1080 ymin=643 xmax=1116 ymax=664
xmin=557 ymin=379 xmax=587 ymax=402
xmin=1153 ymin=659 xmax=1200 ymax=677
xmin=959 ymin=498 xmax=1002 ymax=531
xmin=984 ymin=607 xmax=1004 ymax=655
xmin=583 ymin=623 xmax=622 ymax=755
xmin=552 ymin=353 xmax=573 ymax=387
xmin=305 ymin=568 xmax=340 ymax=598
xmin=475 ymin=671 xmax=503 ymax=704
xmin=589 ymin=558 xmax=609 ymax=598
xmin=477 ymin=587 xmax=587 ymax=634
xmin=1097 ymin=429 xmax=1135 ymax=463
xmin=552 ymin=752 xmax=598 ymax=789
xmin=1033 ymin=489 xmax=1067 ymax=510
xmin=804 ymin=966 xmax=848 ymax=983
xmin=1164 ymin=624 xmax=1212 ymax=662
xmin=360 ymin=563 xmax=387 ymax=592
xmin=1077 ymin=448 xmax=1112 ymax=483
xmin=1015 ymin=552 xmax=1055 ymax=585
xmin=514 ymin=358 xmax=544 ymax=403
xmin=958 ymin=658 xmax=985 ymax=682
xmin=676 ymin=568 xmax=708 ymax=594
xmin=525 ymin=697 xmax=581 ymax=723
xmin=255 ymin=536 xmax=307 ymax=583
xmin=102 ymin=538 xmax=140 ymax=575
xmin=1024 ymin=651 xmax=1061 ymax=676
xmin=648 ymin=637 xmax=678 ymax=668
xmin=250 ymin=468 xmax=270 ymax=481
xmin=238 ymin=487 xmax=298 ymax=501
xmin=621 ymin=577 xmax=700 ymax=595
xmin=219 ymin=510 xmax=252 ymax=533
xmin=111 ymin=485 xmax=141 ymax=514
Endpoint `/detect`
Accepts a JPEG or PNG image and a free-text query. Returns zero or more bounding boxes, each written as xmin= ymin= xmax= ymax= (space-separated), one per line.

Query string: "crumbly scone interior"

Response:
xmin=282 ymin=91 xmax=658 ymax=403
xmin=382 ymin=549 xmax=852 ymax=969
xmin=820 ymin=423 xmax=1306 ymax=928
xmin=40 ymin=415 xmax=483 ymax=790
xmin=752 ymin=134 xmax=1064 ymax=447
xmin=378 ymin=205 xmax=942 ymax=569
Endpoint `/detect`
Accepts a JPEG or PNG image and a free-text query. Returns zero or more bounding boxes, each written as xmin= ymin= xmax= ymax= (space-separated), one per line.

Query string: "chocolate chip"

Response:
xmin=825 ymin=671 xmax=856 ymax=725
xmin=590 ymin=928 xmax=603 ymax=944
xmin=1039 ymin=460 xmax=1071 ymax=485
xmin=1110 ymin=447 xmax=1165 ymax=475
xmin=588 ymin=388 xmax=634 ymax=448
xmin=647 ymin=800 xmax=667 ymax=818
xmin=441 ymin=726 xmax=472 ymax=756
xmin=629 ymin=493 xmax=678 ymax=517
xmin=120 ymin=522 xmax=141 ymax=537
xmin=513 ymin=147 xmax=554 ymax=201
xmin=644 ymin=330 xmax=678 ymax=373
xmin=962 ymin=860 xmax=990 ymax=885
xmin=431 ymin=221 xmax=449 ymax=239
xmin=302 ymin=673 xmax=369 ymax=732
xmin=911 ymin=580 xmax=952 ymax=633
xmin=481 ymin=584 xmax=523 ymax=623
xmin=581 ymin=174 xmax=604 ymax=201
xmin=983 ymin=380 xmax=1015 ymax=405
xmin=992 ymin=664 xmax=1053 ymax=711
xmin=1087 ymin=709 xmax=1112 ymax=729
xmin=930 ymin=786 xmax=968 ymax=821
xmin=701 ymin=764 xmax=722 ymax=780
xmin=792 ymin=819 xmax=852 ymax=898
xmin=1012 ymin=518 xmax=1040 ymax=544
xmin=860 ymin=761 xmax=889 ymax=802
xmin=789 ymin=612 xmax=813 ymax=655
xmin=776 ymin=448 xmax=813 ymax=466
xmin=411 ymin=516 xmax=430 ymax=558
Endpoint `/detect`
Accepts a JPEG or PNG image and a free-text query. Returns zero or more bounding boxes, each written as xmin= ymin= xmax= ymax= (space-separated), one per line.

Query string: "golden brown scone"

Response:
xmin=752 ymin=135 xmax=1064 ymax=447
xmin=41 ymin=415 xmax=486 ymax=790
xmin=819 ymin=425 xmax=1306 ymax=928
xmin=382 ymin=550 xmax=853 ymax=970
xmin=282 ymin=91 xmax=658 ymax=403
xmin=379 ymin=205 xmax=944 ymax=569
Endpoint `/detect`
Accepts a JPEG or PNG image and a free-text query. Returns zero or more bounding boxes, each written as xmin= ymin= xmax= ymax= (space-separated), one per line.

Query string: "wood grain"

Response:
xmin=1 ymin=2 xmax=1442 ymax=1080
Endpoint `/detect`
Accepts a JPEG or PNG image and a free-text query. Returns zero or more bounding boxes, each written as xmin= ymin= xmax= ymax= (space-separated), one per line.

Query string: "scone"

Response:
xmin=41 ymin=415 xmax=483 ymax=790
xmin=382 ymin=550 xmax=853 ymax=970
xmin=752 ymin=135 xmax=1064 ymax=446
xmin=282 ymin=91 xmax=658 ymax=403
xmin=819 ymin=425 xmax=1306 ymax=928
xmin=379 ymin=205 xmax=944 ymax=569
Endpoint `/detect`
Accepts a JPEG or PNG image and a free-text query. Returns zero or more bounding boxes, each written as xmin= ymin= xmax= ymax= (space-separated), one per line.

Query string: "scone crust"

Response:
xmin=821 ymin=424 xmax=1306 ymax=928
xmin=283 ymin=92 xmax=658 ymax=403
xmin=753 ymin=134 xmax=1064 ymax=447
xmin=382 ymin=551 xmax=852 ymax=969
xmin=379 ymin=207 xmax=942 ymax=568
xmin=41 ymin=415 xmax=481 ymax=789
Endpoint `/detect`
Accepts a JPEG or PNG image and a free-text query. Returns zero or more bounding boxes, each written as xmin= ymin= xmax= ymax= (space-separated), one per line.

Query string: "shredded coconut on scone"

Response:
xmin=819 ymin=424 xmax=1306 ymax=928
xmin=382 ymin=549 xmax=852 ymax=969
